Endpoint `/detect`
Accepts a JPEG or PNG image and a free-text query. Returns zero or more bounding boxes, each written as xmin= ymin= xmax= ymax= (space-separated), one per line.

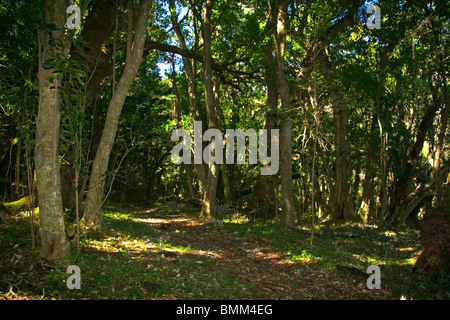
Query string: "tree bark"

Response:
xmin=35 ymin=0 xmax=70 ymax=263
xmin=83 ymin=0 xmax=151 ymax=230
xmin=332 ymin=103 xmax=353 ymax=220
xmin=247 ymin=27 xmax=279 ymax=220
xmin=74 ymin=0 xmax=119 ymax=106
xmin=169 ymin=0 xmax=208 ymax=196
xmin=201 ymin=0 xmax=219 ymax=219
xmin=272 ymin=0 xmax=296 ymax=227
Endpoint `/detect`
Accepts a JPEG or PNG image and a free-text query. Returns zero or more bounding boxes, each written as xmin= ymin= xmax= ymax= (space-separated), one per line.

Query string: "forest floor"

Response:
xmin=0 ymin=200 xmax=449 ymax=300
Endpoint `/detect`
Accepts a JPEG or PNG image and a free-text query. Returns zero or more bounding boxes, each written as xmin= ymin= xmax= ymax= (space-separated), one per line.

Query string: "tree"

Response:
xmin=35 ymin=0 xmax=70 ymax=263
xmin=415 ymin=168 xmax=450 ymax=273
xmin=200 ymin=0 xmax=219 ymax=219
xmin=271 ymin=0 xmax=296 ymax=227
xmin=83 ymin=0 xmax=152 ymax=230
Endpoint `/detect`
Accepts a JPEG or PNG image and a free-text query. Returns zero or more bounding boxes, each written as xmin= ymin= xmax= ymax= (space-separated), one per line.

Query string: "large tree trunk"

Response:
xmin=60 ymin=0 xmax=119 ymax=212
xmin=83 ymin=0 xmax=151 ymax=230
xmin=415 ymin=171 xmax=450 ymax=273
xmin=273 ymin=0 xmax=296 ymax=227
xmin=201 ymin=0 xmax=219 ymax=219
xmin=332 ymin=104 xmax=353 ymax=220
xmin=35 ymin=0 xmax=70 ymax=263
xmin=247 ymin=30 xmax=279 ymax=220
xmin=78 ymin=0 xmax=122 ymax=106
xmin=316 ymin=51 xmax=353 ymax=222
xmin=169 ymin=0 xmax=208 ymax=197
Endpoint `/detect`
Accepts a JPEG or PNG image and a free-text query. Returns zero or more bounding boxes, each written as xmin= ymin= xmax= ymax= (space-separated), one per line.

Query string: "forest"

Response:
xmin=0 ymin=0 xmax=449 ymax=301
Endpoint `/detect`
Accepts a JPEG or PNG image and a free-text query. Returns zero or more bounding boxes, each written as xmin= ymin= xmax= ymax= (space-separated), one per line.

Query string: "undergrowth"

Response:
xmin=0 ymin=203 xmax=448 ymax=300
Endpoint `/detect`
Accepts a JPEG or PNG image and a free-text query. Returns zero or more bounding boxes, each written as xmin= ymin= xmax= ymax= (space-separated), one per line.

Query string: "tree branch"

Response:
xmin=144 ymin=40 xmax=261 ymax=79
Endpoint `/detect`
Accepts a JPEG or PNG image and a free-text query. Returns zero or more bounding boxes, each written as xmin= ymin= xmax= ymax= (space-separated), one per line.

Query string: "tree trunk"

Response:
xmin=15 ymin=114 xmax=24 ymax=194
xmin=201 ymin=0 xmax=219 ymax=219
xmin=359 ymin=145 xmax=375 ymax=223
xmin=247 ymin=27 xmax=279 ymax=220
xmin=214 ymin=78 xmax=233 ymax=204
xmin=376 ymin=80 xmax=389 ymax=227
xmin=430 ymin=13 xmax=449 ymax=208
xmin=141 ymin=145 xmax=150 ymax=201
xmin=169 ymin=0 xmax=208 ymax=197
xmin=415 ymin=172 xmax=450 ymax=273
xmin=386 ymin=92 xmax=442 ymax=229
xmin=273 ymin=0 xmax=296 ymax=227
xmin=352 ymin=158 xmax=361 ymax=217
xmin=79 ymin=0 xmax=122 ymax=106
xmin=83 ymin=0 xmax=151 ymax=230
xmin=171 ymin=54 xmax=181 ymax=124
xmin=35 ymin=0 xmax=70 ymax=263
xmin=332 ymin=104 xmax=353 ymax=220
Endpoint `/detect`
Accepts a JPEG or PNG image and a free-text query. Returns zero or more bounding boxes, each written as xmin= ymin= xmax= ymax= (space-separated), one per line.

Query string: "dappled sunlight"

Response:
xmin=83 ymin=219 xmax=223 ymax=262
xmin=2 ymin=203 xmax=446 ymax=300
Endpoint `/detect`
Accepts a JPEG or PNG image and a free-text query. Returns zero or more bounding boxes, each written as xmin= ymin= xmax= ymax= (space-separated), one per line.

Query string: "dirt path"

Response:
xmin=132 ymin=210 xmax=394 ymax=300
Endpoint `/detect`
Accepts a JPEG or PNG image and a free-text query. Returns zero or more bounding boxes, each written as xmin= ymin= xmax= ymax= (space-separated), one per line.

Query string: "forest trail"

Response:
xmin=129 ymin=207 xmax=394 ymax=300
xmin=1 ymin=204 xmax=443 ymax=300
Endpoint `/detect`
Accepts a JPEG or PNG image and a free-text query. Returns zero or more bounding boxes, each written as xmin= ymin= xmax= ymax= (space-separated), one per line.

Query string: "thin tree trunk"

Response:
xmin=352 ymin=159 xmax=361 ymax=216
xmin=74 ymin=167 xmax=80 ymax=252
xmin=83 ymin=0 xmax=152 ymax=230
xmin=141 ymin=145 xmax=149 ymax=200
xmin=15 ymin=114 xmax=24 ymax=194
xmin=213 ymin=77 xmax=232 ymax=203
xmin=359 ymin=148 xmax=374 ymax=223
xmin=430 ymin=20 xmax=449 ymax=207
xmin=221 ymin=165 xmax=233 ymax=203
xmin=432 ymin=94 xmax=449 ymax=207
xmin=26 ymin=147 xmax=36 ymax=248
xmin=171 ymin=54 xmax=181 ymax=124
xmin=311 ymin=118 xmax=317 ymax=245
xmin=376 ymin=79 xmax=389 ymax=226
xmin=359 ymin=116 xmax=377 ymax=223
xmin=35 ymin=0 xmax=70 ymax=263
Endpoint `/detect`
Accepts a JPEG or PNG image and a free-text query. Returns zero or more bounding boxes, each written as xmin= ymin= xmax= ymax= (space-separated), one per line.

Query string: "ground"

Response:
xmin=0 ymin=201 xmax=449 ymax=300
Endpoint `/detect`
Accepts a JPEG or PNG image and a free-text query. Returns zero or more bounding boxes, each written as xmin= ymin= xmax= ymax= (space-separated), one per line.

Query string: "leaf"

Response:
xmin=42 ymin=61 xmax=54 ymax=69
xmin=11 ymin=137 xmax=19 ymax=145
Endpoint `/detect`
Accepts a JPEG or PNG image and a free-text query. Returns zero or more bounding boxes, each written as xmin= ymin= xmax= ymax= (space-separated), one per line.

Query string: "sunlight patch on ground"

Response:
xmin=83 ymin=234 xmax=222 ymax=260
